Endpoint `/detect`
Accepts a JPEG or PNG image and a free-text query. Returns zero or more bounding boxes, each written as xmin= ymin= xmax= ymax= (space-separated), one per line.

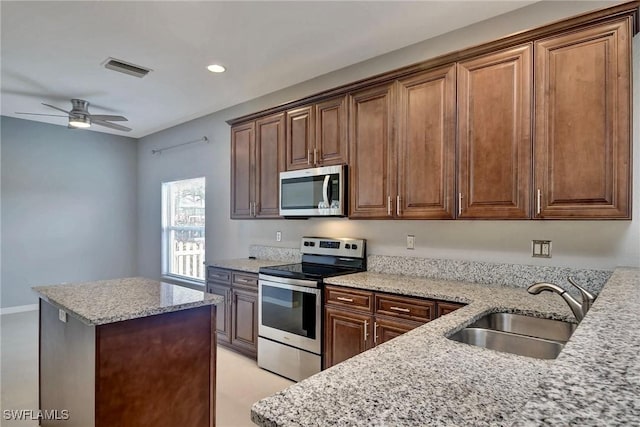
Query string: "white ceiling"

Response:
xmin=0 ymin=1 xmax=539 ymax=138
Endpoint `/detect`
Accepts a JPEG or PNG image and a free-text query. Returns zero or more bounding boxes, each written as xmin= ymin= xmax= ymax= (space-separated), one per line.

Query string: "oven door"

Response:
xmin=258 ymin=274 xmax=322 ymax=354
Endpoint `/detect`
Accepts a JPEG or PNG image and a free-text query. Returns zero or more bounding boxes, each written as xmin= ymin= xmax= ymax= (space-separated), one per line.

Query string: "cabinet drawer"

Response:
xmin=375 ymin=293 xmax=435 ymax=323
xmin=232 ymin=272 xmax=258 ymax=289
xmin=208 ymin=267 xmax=231 ymax=284
xmin=325 ymin=286 xmax=373 ymax=312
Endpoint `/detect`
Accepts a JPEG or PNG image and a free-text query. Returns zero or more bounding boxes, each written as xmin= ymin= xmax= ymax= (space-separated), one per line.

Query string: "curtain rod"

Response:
xmin=151 ymin=136 xmax=209 ymax=155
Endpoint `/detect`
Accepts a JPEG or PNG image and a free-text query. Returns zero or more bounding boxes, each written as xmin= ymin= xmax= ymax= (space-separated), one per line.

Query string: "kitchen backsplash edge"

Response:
xmin=247 ymin=246 xmax=611 ymax=294
xmin=367 ymin=255 xmax=611 ymax=295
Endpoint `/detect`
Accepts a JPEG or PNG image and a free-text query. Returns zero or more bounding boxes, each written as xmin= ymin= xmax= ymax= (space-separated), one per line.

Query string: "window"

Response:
xmin=162 ymin=177 xmax=205 ymax=282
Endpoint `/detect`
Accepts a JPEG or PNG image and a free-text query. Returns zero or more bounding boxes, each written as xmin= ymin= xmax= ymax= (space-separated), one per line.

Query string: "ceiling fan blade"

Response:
xmin=89 ymin=114 xmax=128 ymax=122
xmin=42 ymin=103 xmax=70 ymax=114
xmin=92 ymin=120 xmax=132 ymax=132
xmin=15 ymin=112 xmax=68 ymax=117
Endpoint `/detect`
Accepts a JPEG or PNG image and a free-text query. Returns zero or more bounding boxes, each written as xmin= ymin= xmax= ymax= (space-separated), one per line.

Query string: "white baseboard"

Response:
xmin=0 ymin=304 xmax=39 ymax=315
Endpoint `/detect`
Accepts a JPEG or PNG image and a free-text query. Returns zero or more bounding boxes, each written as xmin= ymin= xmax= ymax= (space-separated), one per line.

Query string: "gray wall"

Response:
xmin=133 ymin=1 xmax=638 ymax=278
xmin=1 ymin=116 xmax=138 ymax=308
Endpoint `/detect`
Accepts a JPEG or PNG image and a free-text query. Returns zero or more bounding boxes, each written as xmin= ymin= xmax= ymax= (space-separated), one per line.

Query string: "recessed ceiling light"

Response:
xmin=207 ymin=64 xmax=226 ymax=73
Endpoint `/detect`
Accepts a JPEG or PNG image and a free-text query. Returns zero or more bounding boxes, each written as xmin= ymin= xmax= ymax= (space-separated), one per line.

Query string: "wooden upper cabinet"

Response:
xmin=349 ymin=82 xmax=396 ymax=218
xmin=534 ymin=19 xmax=632 ymax=219
xmin=230 ymin=122 xmax=254 ymax=218
xmin=285 ymin=96 xmax=347 ymax=171
xmin=457 ymin=44 xmax=533 ymax=219
xmin=285 ymin=106 xmax=314 ymax=171
xmin=397 ymin=65 xmax=456 ymax=219
xmin=255 ymin=113 xmax=285 ymax=218
xmin=231 ymin=113 xmax=283 ymax=219
xmin=315 ymin=95 xmax=348 ymax=167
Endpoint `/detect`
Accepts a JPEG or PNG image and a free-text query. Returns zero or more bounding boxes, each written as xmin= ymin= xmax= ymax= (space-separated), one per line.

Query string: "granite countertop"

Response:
xmin=33 ymin=277 xmax=223 ymax=326
xmin=251 ymin=267 xmax=639 ymax=426
xmin=208 ymin=258 xmax=291 ymax=274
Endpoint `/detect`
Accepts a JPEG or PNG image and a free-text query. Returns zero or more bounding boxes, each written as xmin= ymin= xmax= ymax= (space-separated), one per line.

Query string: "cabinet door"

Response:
xmin=349 ymin=82 xmax=396 ymax=218
xmin=457 ymin=44 xmax=532 ymax=219
xmin=230 ymin=122 xmax=255 ymax=218
xmin=286 ymin=106 xmax=315 ymax=171
xmin=208 ymin=283 xmax=231 ymax=344
xmin=231 ymin=288 xmax=258 ymax=357
xmin=315 ymin=95 xmax=348 ymax=167
xmin=397 ymin=65 xmax=456 ymax=219
xmin=374 ymin=317 xmax=422 ymax=346
xmin=534 ymin=20 xmax=631 ymax=219
xmin=437 ymin=302 xmax=464 ymax=317
xmin=324 ymin=307 xmax=373 ymax=368
xmin=255 ymin=113 xmax=285 ymax=218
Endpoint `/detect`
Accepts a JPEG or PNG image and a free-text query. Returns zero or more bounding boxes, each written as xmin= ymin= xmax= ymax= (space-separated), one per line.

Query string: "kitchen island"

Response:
xmin=251 ymin=267 xmax=639 ymax=426
xmin=33 ymin=277 xmax=222 ymax=427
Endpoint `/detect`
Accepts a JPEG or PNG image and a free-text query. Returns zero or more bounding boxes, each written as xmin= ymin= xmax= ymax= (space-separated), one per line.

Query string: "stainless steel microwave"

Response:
xmin=279 ymin=165 xmax=346 ymax=217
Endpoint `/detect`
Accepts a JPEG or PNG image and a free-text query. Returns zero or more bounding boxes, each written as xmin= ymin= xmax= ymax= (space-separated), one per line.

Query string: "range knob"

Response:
xmin=345 ymin=244 xmax=351 ymax=249
xmin=352 ymin=244 xmax=358 ymax=250
xmin=304 ymin=241 xmax=310 ymax=246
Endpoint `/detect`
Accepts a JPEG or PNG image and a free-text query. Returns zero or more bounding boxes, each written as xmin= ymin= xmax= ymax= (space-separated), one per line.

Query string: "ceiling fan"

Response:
xmin=16 ymin=99 xmax=131 ymax=132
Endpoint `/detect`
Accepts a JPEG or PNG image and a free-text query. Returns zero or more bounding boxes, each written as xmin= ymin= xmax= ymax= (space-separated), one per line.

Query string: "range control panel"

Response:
xmin=300 ymin=237 xmax=366 ymax=259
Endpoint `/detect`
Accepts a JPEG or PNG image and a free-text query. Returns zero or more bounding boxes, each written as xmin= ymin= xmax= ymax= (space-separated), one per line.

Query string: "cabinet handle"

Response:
xmin=313 ymin=148 xmax=318 ymax=165
xmin=387 ymin=196 xmax=392 ymax=216
xmin=396 ymin=195 xmax=401 ymax=216
xmin=336 ymin=296 xmax=354 ymax=303
xmin=249 ymin=201 xmax=254 ymax=217
xmin=536 ymin=189 xmax=541 ymax=215
xmin=363 ymin=320 xmax=369 ymax=342
xmin=308 ymin=150 xmax=311 ymax=165
xmin=374 ymin=321 xmax=379 ymax=344
xmin=210 ymin=273 xmax=225 ymax=279
xmin=389 ymin=306 xmax=411 ymax=313
xmin=458 ymin=193 xmax=463 ymax=216
xmin=236 ymin=278 xmax=254 ymax=284
xmin=253 ymin=202 xmax=259 ymax=217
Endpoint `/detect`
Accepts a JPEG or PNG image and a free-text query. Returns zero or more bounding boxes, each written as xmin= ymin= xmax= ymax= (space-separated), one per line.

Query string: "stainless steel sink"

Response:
xmin=448 ymin=312 xmax=577 ymax=359
xmin=468 ymin=312 xmax=576 ymax=342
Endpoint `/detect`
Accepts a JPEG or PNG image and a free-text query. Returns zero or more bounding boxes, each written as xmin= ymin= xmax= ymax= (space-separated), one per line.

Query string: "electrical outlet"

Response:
xmin=407 ymin=235 xmax=415 ymax=250
xmin=58 ymin=309 xmax=67 ymax=323
xmin=532 ymin=240 xmax=552 ymax=258
xmin=276 ymin=231 xmax=282 ymax=242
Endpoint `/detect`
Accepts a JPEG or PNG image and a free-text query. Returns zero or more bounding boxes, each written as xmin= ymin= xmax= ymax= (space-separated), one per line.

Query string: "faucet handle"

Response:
xmin=567 ymin=276 xmax=595 ymax=311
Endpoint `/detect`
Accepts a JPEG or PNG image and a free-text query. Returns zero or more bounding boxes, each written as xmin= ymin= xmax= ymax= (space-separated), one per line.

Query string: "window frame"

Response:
xmin=161 ymin=177 xmax=206 ymax=284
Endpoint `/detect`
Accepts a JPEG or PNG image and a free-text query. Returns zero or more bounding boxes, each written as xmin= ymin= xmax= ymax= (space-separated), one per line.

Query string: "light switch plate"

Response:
xmin=407 ymin=235 xmax=415 ymax=250
xmin=532 ymin=240 xmax=552 ymax=258
xmin=58 ymin=309 xmax=67 ymax=323
xmin=276 ymin=231 xmax=282 ymax=242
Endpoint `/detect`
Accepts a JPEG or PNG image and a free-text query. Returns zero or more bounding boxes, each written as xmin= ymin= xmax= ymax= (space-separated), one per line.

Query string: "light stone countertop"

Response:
xmin=208 ymin=258 xmax=292 ymax=274
xmin=251 ymin=267 xmax=639 ymax=426
xmin=33 ymin=277 xmax=222 ymax=326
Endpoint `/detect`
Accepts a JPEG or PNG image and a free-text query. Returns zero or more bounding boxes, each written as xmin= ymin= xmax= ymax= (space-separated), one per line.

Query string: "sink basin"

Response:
xmin=448 ymin=312 xmax=577 ymax=359
xmin=468 ymin=312 xmax=576 ymax=342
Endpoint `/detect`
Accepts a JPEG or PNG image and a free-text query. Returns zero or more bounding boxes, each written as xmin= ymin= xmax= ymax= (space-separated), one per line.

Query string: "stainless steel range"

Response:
xmin=258 ymin=237 xmax=366 ymax=381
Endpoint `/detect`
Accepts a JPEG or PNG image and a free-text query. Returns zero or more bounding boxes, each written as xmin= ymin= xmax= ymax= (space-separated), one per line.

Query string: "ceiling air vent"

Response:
xmin=103 ymin=57 xmax=152 ymax=78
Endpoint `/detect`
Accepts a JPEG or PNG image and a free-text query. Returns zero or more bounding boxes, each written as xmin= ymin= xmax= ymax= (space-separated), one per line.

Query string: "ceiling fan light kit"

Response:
xmin=68 ymin=115 xmax=91 ymax=128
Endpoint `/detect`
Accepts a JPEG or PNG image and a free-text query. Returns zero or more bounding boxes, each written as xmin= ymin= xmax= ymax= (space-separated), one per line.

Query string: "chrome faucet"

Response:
xmin=527 ymin=277 xmax=596 ymax=322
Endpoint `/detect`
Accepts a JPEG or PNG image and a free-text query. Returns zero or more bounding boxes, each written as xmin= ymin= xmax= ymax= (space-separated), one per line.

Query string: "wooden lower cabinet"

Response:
xmin=207 ymin=267 xmax=258 ymax=359
xmin=437 ymin=301 xmax=465 ymax=317
xmin=324 ymin=285 xmax=465 ymax=369
xmin=324 ymin=306 xmax=373 ymax=368
xmin=231 ymin=288 xmax=258 ymax=357
xmin=374 ymin=316 xmax=423 ymax=345
xmin=208 ymin=283 xmax=231 ymax=344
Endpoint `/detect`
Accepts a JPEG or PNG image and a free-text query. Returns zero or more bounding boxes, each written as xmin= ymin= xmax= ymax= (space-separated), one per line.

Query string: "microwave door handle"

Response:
xmin=322 ymin=174 xmax=330 ymax=208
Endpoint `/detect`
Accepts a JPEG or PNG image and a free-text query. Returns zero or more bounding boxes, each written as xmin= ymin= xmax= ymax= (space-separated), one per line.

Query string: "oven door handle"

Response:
xmin=259 ymin=274 xmax=320 ymax=291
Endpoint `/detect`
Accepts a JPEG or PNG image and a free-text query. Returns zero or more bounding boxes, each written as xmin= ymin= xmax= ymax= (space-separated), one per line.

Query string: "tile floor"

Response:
xmin=0 ymin=310 xmax=293 ymax=426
